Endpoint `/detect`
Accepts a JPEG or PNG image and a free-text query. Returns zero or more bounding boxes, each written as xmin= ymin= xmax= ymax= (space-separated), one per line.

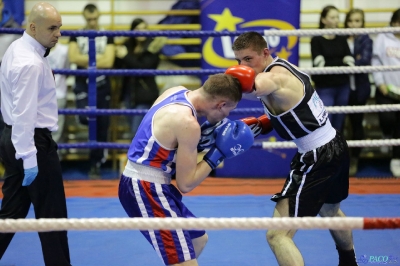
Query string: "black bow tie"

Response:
xmin=44 ymin=48 xmax=51 ymax=57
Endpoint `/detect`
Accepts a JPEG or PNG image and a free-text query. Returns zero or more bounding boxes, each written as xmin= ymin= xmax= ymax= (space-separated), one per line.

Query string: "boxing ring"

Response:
xmin=0 ymin=27 xmax=400 ymax=265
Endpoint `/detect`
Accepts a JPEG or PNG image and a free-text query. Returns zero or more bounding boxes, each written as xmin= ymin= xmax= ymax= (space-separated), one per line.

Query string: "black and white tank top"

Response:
xmin=261 ymin=58 xmax=335 ymax=152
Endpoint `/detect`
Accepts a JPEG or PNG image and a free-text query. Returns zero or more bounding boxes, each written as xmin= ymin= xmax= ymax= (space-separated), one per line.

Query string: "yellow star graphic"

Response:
xmin=275 ymin=47 xmax=292 ymax=60
xmin=208 ymin=8 xmax=244 ymax=31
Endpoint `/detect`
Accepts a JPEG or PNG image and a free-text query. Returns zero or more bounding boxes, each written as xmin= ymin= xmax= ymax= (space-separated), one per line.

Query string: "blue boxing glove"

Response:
xmin=203 ymin=120 xmax=254 ymax=169
xmin=22 ymin=166 xmax=38 ymax=186
xmin=197 ymin=118 xmax=229 ymax=152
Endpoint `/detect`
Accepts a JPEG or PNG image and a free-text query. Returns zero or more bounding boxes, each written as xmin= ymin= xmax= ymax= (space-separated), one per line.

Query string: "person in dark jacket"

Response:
xmin=344 ymin=8 xmax=373 ymax=175
xmin=311 ymin=5 xmax=355 ymax=133
xmin=115 ymin=18 xmax=167 ymax=137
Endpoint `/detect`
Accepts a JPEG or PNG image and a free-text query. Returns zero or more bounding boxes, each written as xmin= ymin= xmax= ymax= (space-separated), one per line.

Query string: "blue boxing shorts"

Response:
xmin=119 ymin=174 xmax=205 ymax=265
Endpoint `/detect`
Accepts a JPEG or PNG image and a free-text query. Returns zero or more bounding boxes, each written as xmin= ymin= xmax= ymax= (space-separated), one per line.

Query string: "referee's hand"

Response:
xmin=22 ymin=166 xmax=38 ymax=186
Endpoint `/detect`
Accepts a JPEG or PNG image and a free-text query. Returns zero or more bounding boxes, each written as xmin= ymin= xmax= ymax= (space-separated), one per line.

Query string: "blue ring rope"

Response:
xmin=58 ymin=142 xmax=264 ymax=150
xmin=58 ymin=108 xmax=264 ymax=115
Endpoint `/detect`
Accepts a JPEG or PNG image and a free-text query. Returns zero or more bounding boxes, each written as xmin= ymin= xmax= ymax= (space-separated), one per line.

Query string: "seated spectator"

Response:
xmin=115 ymin=18 xmax=166 ymax=137
xmin=371 ymin=8 xmax=400 ymax=177
xmin=344 ymin=8 xmax=373 ymax=176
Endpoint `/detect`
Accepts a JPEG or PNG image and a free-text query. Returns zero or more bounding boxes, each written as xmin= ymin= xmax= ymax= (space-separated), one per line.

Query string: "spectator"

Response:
xmin=371 ymin=8 xmax=400 ymax=177
xmin=311 ymin=5 xmax=355 ymax=132
xmin=344 ymin=8 xmax=373 ymax=176
xmin=115 ymin=18 xmax=166 ymax=137
xmin=47 ymin=42 xmax=70 ymax=146
xmin=68 ymin=3 xmax=115 ymax=179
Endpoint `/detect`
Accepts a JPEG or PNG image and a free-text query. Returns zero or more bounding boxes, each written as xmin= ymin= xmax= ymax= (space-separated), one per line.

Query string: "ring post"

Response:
xmin=87 ymin=30 xmax=97 ymax=142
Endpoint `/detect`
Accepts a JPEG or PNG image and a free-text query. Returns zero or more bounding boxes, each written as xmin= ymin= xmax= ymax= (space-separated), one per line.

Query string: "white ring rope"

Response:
xmin=0 ymin=217 xmax=365 ymax=232
xmin=303 ymin=65 xmax=400 ymax=75
xmin=261 ymin=139 xmax=400 ymax=149
xmin=325 ymin=104 xmax=400 ymax=114
xmin=263 ymin=27 xmax=400 ymax=37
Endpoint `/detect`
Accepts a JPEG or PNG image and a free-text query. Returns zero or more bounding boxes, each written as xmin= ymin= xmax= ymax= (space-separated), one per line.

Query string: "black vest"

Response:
xmin=261 ymin=58 xmax=329 ymax=140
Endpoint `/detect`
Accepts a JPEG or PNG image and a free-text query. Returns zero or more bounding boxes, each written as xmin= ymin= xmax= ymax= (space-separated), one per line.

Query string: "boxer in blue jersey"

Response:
xmin=118 ymin=73 xmax=254 ymax=266
xmin=230 ymin=32 xmax=358 ymax=266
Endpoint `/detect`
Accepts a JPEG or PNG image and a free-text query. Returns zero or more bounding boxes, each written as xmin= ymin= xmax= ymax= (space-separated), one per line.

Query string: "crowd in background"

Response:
xmin=1 ymin=2 xmax=400 ymax=177
xmin=311 ymin=6 xmax=400 ymax=177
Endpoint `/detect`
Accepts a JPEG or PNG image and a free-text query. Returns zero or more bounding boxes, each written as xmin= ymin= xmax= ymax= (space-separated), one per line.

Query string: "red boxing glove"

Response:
xmin=240 ymin=114 xmax=273 ymax=138
xmin=225 ymin=65 xmax=255 ymax=93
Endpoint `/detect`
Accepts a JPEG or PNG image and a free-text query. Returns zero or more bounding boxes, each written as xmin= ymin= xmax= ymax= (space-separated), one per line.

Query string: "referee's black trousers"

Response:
xmin=0 ymin=126 xmax=71 ymax=266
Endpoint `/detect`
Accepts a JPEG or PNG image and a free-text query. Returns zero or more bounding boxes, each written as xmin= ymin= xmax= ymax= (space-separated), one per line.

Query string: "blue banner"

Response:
xmin=200 ymin=0 xmax=301 ymax=178
xmin=4 ymin=0 xmax=24 ymax=25
xmin=200 ymin=1 xmax=300 ymax=68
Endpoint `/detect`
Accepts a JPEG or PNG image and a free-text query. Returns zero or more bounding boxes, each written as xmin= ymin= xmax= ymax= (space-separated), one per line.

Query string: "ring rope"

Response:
xmin=1 ymin=27 xmax=400 ymax=37
xmin=51 ymin=65 xmax=400 ymax=76
xmin=260 ymin=139 xmax=400 ymax=149
xmin=56 ymin=138 xmax=400 ymax=150
xmin=58 ymin=104 xmax=400 ymax=116
xmin=0 ymin=217 xmax=398 ymax=233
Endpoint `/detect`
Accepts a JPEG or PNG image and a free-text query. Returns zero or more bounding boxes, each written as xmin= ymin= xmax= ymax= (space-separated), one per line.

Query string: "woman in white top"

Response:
xmin=371 ymin=8 xmax=400 ymax=177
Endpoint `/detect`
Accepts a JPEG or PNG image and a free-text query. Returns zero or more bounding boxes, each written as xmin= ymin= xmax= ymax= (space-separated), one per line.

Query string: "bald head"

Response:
xmin=26 ymin=2 xmax=62 ymax=49
xmin=28 ymin=2 xmax=60 ymax=24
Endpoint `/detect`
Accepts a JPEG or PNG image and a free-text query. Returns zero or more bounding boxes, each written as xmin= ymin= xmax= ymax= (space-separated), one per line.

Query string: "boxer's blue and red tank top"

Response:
xmin=127 ymin=88 xmax=196 ymax=175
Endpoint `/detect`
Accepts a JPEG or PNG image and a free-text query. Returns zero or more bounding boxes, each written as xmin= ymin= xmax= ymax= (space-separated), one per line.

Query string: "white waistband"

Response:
xmin=123 ymin=160 xmax=172 ymax=184
xmin=293 ymin=120 xmax=336 ymax=153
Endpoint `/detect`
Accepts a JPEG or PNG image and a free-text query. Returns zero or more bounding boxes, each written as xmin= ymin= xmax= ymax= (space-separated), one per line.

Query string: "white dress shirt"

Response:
xmin=0 ymin=32 xmax=58 ymax=169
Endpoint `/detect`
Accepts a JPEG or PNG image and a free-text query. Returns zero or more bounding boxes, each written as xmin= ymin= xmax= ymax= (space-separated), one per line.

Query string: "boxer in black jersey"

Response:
xmin=231 ymin=31 xmax=358 ymax=266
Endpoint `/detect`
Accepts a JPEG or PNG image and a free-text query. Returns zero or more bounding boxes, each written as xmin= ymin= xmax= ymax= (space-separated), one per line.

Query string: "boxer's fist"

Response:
xmin=240 ymin=114 xmax=273 ymax=138
xmin=225 ymin=65 xmax=256 ymax=93
xmin=203 ymin=120 xmax=254 ymax=169
xmin=197 ymin=118 xmax=229 ymax=152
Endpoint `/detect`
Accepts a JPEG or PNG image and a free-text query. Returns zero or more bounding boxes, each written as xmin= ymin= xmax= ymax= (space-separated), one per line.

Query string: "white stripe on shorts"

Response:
xmin=294 ymin=150 xmax=316 ymax=217
xmin=131 ymin=179 xmax=163 ymax=260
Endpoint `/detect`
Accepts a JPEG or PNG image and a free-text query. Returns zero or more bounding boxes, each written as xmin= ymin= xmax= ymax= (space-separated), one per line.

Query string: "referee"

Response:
xmin=0 ymin=2 xmax=71 ymax=265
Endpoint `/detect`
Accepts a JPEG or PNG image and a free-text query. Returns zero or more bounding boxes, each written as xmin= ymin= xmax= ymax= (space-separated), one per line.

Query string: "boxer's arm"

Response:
xmin=174 ymin=115 xmax=214 ymax=193
xmin=253 ymin=72 xmax=281 ymax=97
